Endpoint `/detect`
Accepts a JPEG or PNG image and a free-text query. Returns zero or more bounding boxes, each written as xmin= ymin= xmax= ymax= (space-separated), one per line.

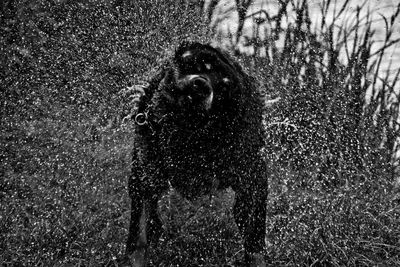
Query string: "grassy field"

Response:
xmin=1 ymin=0 xmax=400 ymax=266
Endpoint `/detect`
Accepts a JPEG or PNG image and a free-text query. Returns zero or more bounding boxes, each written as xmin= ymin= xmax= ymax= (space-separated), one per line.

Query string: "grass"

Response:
xmin=1 ymin=0 xmax=400 ymax=266
xmin=1 ymin=122 xmax=132 ymax=265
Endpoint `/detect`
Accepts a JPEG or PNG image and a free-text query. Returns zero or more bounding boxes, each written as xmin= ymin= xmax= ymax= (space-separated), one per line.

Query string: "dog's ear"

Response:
xmin=136 ymin=66 xmax=168 ymax=112
xmin=211 ymin=47 xmax=248 ymax=79
xmin=206 ymin=46 xmax=255 ymax=98
xmin=121 ymin=65 xmax=169 ymax=124
xmin=175 ymin=41 xmax=192 ymax=59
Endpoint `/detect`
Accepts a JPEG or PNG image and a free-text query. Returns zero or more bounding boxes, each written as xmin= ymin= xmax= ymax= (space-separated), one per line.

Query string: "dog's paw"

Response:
xmin=125 ymin=248 xmax=148 ymax=267
xmin=247 ymin=252 xmax=266 ymax=267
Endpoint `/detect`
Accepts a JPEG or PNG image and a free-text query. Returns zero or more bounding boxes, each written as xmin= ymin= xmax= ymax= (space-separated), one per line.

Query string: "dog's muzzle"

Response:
xmin=179 ymin=75 xmax=214 ymax=110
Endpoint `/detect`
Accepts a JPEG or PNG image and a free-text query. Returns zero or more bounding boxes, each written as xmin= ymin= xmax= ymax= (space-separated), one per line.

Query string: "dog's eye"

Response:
xmin=182 ymin=51 xmax=192 ymax=59
xmin=195 ymin=60 xmax=213 ymax=72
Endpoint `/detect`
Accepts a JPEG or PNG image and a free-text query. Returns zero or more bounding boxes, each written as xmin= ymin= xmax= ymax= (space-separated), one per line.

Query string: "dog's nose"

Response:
xmin=177 ymin=75 xmax=214 ymax=109
xmin=188 ymin=75 xmax=211 ymax=96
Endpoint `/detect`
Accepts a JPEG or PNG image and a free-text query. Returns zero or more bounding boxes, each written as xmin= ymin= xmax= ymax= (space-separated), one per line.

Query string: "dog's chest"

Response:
xmin=159 ymin=127 xmax=237 ymax=198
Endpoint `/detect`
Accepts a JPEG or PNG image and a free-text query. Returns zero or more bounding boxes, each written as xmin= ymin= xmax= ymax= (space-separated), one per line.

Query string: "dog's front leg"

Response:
xmin=233 ymin=187 xmax=267 ymax=267
xmin=126 ymin=176 xmax=164 ymax=267
xmin=126 ymin=197 xmax=149 ymax=267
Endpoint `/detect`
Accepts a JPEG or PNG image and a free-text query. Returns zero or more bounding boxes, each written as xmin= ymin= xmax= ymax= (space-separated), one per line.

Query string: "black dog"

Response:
xmin=126 ymin=42 xmax=268 ymax=266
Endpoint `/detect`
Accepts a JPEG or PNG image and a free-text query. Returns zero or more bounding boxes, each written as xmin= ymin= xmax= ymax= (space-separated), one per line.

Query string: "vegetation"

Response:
xmin=233 ymin=0 xmax=400 ymax=265
xmin=1 ymin=0 xmax=399 ymax=266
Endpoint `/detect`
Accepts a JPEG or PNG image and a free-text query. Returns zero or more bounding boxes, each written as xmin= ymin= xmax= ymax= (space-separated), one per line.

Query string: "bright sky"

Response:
xmin=211 ymin=0 xmax=400 ymax=90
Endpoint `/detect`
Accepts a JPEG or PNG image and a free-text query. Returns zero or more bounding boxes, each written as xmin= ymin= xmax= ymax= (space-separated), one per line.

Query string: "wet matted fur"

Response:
xmin=125 ymin=42 xmax=268 ymax=266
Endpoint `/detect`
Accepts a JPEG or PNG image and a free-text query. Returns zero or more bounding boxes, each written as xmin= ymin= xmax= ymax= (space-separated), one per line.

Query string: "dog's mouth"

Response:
xmin=177 ymin=75 xmax=214 ymax=111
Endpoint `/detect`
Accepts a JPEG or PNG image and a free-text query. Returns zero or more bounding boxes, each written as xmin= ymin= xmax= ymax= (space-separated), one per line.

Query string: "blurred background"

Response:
xmin=1 ymin=0 xmax=399 ymax=265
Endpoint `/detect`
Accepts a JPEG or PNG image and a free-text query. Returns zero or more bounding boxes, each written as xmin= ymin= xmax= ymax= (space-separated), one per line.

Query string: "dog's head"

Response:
xmin=157 ymin=42 xmax=246 ymax=115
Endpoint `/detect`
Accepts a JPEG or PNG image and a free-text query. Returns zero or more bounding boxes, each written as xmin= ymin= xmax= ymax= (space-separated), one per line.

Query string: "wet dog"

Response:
xmin=126 ymin=42 xmax=268 ymax=266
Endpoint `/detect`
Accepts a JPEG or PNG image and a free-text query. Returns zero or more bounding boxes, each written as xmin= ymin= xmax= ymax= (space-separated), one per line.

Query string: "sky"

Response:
xmin=210 ymin=0 xmax=400 ymax=90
